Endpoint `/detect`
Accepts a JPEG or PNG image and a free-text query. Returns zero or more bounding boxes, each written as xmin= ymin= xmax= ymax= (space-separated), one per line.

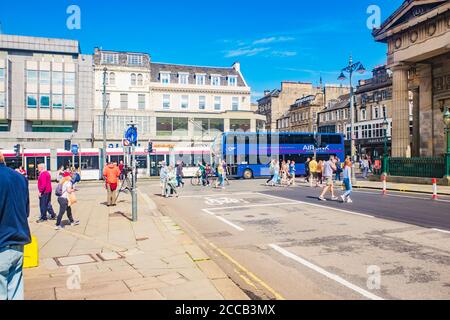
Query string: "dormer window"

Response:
xmin=196 ymin=74 xmax=206 ymax=85
xmin=228 ymin=76 xmax=237 ymax=87
xmin=211 ymin=75 xmax=221 ymax=86
xmin=178 ymin=73 xmax=189 ymax=85
xmin=102 ymin=53 xmax=119 ymax=64
xmin=160 ymin=72 xmax=171 ymax=84
xmin=127 ymin=54 xmax=144 ymax=66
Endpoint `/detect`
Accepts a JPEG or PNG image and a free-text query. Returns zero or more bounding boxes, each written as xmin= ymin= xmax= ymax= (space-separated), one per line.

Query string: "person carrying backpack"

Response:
xmin=54 ymin=172 xmax=79 ymax=230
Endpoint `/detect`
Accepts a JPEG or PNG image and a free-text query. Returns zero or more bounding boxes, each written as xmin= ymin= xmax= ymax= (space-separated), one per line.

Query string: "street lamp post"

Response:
xmin=102 ymin=67 xmax=108 ymax=175
xmin=338 ymin=55 xmax=366 ymax=184
xmin=444 ymin=107 xmax=450 ymax=180
xmin=382 ymin=115 xmax=389 ymax=175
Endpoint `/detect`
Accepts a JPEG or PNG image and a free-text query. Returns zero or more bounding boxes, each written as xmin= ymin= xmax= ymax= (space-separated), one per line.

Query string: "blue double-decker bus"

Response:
xmin=212 ymin=132 xmax=345 ymax=179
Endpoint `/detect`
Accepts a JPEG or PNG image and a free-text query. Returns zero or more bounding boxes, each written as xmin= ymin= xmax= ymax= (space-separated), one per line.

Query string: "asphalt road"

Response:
xmin=261 ymin=183 xmax=450 ymax=231
xmin=145 ymin=179 xmax=450 ymax=300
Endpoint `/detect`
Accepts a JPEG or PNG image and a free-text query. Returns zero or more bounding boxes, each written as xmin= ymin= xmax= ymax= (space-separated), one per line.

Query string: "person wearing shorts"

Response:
xmin=319 ymin=155 xmax=338 ymax=201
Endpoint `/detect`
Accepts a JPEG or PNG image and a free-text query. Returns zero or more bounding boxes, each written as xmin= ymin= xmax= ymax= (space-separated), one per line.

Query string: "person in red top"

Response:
xmin=103 ymin=162 xmax=121 ymax=206
xmin=118 ymin=160 xmax=125 ymax=182
xmin=36 ymin=163 xmax=56 ymax=223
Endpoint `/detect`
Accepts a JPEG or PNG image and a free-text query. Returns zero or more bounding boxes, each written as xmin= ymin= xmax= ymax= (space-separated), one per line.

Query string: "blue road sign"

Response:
xmin=71 ymin=144 xmax=79 ymax=155
xmin=125 ymin=126 xmax=138 ymax=146
xmin=108 ymin=144 xmax=114 ymax=148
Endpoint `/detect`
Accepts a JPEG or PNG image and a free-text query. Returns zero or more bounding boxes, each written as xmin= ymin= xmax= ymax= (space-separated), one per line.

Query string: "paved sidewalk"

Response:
xmin=24 ymin=182 xmax=248 ymax=300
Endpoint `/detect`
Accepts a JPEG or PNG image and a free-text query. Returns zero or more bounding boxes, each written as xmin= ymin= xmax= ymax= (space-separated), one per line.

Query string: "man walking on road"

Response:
xmin=103 ymin=161 xmax=120 ymax=206
xmin=319 ymin=155 xmax=338 ymax=201
xmin=0 ymin=151 xmax=31 ymax=300
xmin=36 ymin=163 xmax=56 ymax=223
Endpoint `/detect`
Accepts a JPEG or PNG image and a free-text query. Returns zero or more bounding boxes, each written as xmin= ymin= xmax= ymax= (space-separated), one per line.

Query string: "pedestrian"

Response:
xmin=222 ymin=160 xmax=229 ymax=185
xmin=165 ymin=165 xmax=179 ymax=198
xmin=362 ymin=156 xmax=369 ymax=179
xmin=304 ymin=157 xmax=311 ymax=183
xmin=17 ymin=166 xmax=27 ymax=178
xmin=160 ymin=162 xmax=168 ymax=197
xmin=198 ymin=161 xmax=207 ymax=186
xmin=215 ymin=162 xmax=225 ymax=189
xmin=118 ymin=160 xmax=125 ymax=182
xmin=319 ymin=155 xmax=338 ymax=201
xmin=71 ymin=167 xmax=81 ymax=188
xmin=56 ymin=166 xmax=64 ymax=183
xmin=103 ymin=161 xmax=120 ymax=206
xmin=269 ymin=159 xmax=280 ymax=186
xmin=341 ymin=159 xmax=353 ymax=203
xmin=0 ymin=151 xmax=31 ymax=300
xmin=176 ymin=160 xmax=185 ymax=188
xmin=36 ymin=163 xmax=56 ymax=223
xmin=335 ymin=157 xmax=342 ymax=182
xmin=55 ymin=171 xmax=79 ymax=230
xmin=289 ymin=160 xmax=296 ymax=186
xmin=266 ymin=160 xmax=275 ymax=185
xmin=205 ymin=163 xmax=212 ymax=186
xmin=308 ymin=157 xmax=317 ymax=187
xmin=316 ymin=160 xmax=324 ymax=186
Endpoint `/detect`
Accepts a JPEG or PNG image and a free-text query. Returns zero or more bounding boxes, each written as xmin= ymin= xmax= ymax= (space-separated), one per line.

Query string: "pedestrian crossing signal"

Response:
xmin=14 ymin=144 xmax=21 ymax=157
xmin=148 ymin=142 xmax=153 ymax=154
xmin=64 ymin=140 xmax=71 ymax=151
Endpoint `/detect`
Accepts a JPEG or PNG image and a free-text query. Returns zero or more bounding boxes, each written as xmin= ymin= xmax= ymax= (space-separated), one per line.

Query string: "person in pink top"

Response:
xmin=36 ymin=163 xmax=56 ymax=223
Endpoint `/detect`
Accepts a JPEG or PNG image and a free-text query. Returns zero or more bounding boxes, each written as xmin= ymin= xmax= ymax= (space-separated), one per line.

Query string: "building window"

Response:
xmin=163 ymin=94 xmax=170 ymax=109
xmin=214 ymin=96 xmax=221 ymax=110
xmin=172 ymin=117 xmax=188 ymax=134
xmin=230 ymin=119 xmax=250 ymax=132
xmin=109 ymin=72 xmax=115 ymax=85
xmin=102 ymin=53 xmax=119 ymax=64
xmin=0 ymin=68 xmax=5 ymax=80
xmin=228 ymin=76 xmax=237 ymax=86
xmin=40 ymin=71 xmax=50 ymax=85
xmin=382 ymin=105 xmax=387 ymax=118
xmin=0 ymin=93 xmax=5 ymax=107
xmin=120 ymin=93 xmax=128 ymax=109
xmin=52 ymin=94 xmax=63 ymax=108
xmin=196 ymin=74 xmax=206 ymax=85
xmin=40 ymin=95 xmax=50 ymax=108
xmin=373 ymin=106 xmax=379 ymax=119
xmin=199 ymin=96 xmax=206 ymax=110
xmin=137 ymin=74 xmax=143 ymax=86
xmin=209 ymin=118 xmax=224 ymax=134
xmin=27 ymin=70 xmax=37 ymax=84
xmin=179 ymin=73 xmax=189 ymax=85
xmin=131 ymin=73 xmax=136 ymax=86
xmin=138 ymin=94 xmax=146 ymax=110
xmin=181 ymin=95 xmax=188 ymax=109
xmin=156 ymin=117 xmax=188 ymax=136
xmin=232 ymin=97 xmax=239 ymax=111
xmin=160 ymin=73 xmax=170 ymax=84
xmin=27 ymin=94 xmax=37 ymax=108
xmin=65 ymin=72 xmax=75 ymax=87
xmin=361 ymin=109 xmax=366 ymax=121
xmin=127 ymin=54 xmax=144 ymax=65
xmin=211 ymin=75 xmax=221 ymax=86
xmin=64 ymin=95 xmax=75 ymax=109
xmin=52 ymin=72 xmax=63 ymax=86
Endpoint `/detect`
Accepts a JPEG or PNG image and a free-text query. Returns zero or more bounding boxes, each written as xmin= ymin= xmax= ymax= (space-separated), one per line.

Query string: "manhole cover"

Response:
xmin=54 ymin=254 xmax=97 ymax=266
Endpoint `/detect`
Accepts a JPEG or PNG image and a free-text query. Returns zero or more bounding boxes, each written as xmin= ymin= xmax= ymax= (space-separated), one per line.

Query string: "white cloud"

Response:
xmin=253 ymin=36 xmax=295 ymax=45
xmin=271 ymin=51 xmax=297 ymax=57
xmin=225 ymin=47 xmax=270 ymax=58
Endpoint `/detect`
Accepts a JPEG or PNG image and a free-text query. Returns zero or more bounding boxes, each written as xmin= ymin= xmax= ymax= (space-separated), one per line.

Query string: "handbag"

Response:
xmin=68 ymin=192 xmax=77 ymax=206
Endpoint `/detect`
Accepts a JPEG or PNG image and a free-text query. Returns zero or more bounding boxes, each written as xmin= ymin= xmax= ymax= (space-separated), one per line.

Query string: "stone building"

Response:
xmin=286 ymin=93 xmax=323 ymax=133
xmin=0 ymin=34 xmax=93 ymax=149
xmin=317 ymin=94 xmax=351 ymax=135
xmin=373 ymin=0 xmax=450 ymax=157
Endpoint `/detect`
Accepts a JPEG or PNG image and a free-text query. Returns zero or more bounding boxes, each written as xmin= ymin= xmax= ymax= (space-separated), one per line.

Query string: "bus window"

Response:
xmin=320 ymin=135 xmax=342 ymax=145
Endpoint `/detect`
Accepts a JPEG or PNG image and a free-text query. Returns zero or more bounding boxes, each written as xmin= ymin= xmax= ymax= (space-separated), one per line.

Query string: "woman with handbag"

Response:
xmin=55 ymin=171 xmax=79 ymax=230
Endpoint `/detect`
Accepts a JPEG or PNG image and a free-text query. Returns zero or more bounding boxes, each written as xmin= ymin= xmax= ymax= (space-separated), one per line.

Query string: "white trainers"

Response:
xmin=340 ymin=195 xmax=346 ymax=203
xmin=54 ymin=225 xmax=63 ymax=231
xmin=71 ymin=220 xmax=80 ymax=226
xmin=347 ymin=198 xmax=353 ymax=203
xmin=318 ymin=196 xmax=327 ymax=201
xmin=331 ymin=196 xmax=339 ymax=201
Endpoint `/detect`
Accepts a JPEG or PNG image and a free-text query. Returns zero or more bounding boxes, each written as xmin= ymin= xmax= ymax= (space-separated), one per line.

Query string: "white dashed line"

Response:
xmin=431 ymin=228 xmax=450 ymax=234
xmin=202 ymin=208 xmax=245 ymax=231
xmin=269 ymin=244 xmax=384 ymax=300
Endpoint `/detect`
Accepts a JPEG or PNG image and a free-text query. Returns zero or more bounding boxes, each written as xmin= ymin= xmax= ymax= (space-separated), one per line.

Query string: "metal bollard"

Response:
xmin=382 ymin=175 xmax=387 ymax=195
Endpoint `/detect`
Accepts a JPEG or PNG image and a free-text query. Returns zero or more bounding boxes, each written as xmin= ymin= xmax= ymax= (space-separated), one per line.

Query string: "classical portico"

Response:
xmin=373 ymin=0 xmax=450 ymax=157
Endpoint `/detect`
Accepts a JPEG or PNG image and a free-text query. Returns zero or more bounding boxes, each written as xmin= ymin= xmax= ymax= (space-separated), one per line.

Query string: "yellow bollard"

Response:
xmin=23 ymin=236 xmax=39 ymax=268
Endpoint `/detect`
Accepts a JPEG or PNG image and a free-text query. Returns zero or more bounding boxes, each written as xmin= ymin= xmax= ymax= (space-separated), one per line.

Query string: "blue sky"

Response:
xmin=1 ymin=0 xmax=404 ymax=101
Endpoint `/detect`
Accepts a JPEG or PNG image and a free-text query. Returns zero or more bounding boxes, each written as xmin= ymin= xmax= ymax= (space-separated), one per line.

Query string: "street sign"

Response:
xmin=122 ymin=138 xmax=130 ymax=147
xmin=71 ymin=144 xmax=79 ymax=155
xmin=108 ymin=143 xmax=114 ymax=148
xmin=125 ymin=126 xmax=138 ymax=146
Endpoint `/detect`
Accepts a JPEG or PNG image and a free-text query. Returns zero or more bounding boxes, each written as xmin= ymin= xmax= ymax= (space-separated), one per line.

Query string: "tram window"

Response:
xmin=5 ymin=157 xmax=22 ymax=170
xmin=81 ymin=156 xmax=99 ymax=170
xmin=57 ymin=156 xmax=77 ymax=170
xmin=135 ymin=156 xmax=147 ymax=169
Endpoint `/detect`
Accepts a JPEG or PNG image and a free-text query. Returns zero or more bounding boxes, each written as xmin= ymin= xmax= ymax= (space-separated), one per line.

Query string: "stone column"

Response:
xmin=391 ymin=64 xmax=411 ymax=157
xmin=411 ymin=88 xmax=420 ymax=157
xmin=418 ymin=64 xmax=433 ymax=156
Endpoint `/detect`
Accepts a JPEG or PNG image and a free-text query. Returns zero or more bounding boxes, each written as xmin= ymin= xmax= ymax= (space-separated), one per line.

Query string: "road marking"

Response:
xmin=259 ymin=193 xmax=375 ymax=219
xmin=208 ymin=242 xmax=286 ymax=300
xmin=207 ymin=202 xmax=297 ymax=211
xmin=269 ymin=244 xmax=384 ymax=300
xmin=179 ymin=192 xmax=255 ymax=198
xmin=202 ymin=209 xmax=245 ymax=231
xmin=431 ymin=228 xmax=450 ymax=234
xmin=354 ymin=190 xmax=450 ymax=203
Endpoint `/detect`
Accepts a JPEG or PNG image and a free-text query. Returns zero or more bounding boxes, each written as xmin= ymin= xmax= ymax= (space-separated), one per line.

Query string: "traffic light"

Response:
xmin=64 ymin=139 xmax=71 ymax=151
xmin=147 ymin=141 xmax=153 ymax=154
xmin=14 ymin=144 xmax=21 ymax=157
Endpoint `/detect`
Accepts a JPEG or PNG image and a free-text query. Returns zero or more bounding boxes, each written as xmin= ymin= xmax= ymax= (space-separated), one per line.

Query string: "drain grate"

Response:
xmin=54 ymin=254 xmax=98 ymax=267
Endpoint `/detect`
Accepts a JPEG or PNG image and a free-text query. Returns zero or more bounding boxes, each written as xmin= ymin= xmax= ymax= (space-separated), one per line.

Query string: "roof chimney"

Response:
xmin=264 ymin=90 xmax=270 ymax=96
xmin=232 ymin=61 xmax=241 ymax=72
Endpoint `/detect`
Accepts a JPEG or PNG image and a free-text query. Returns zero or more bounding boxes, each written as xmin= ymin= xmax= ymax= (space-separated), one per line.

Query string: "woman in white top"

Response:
xmin=55 ymin=172 xmax=79 ymax=230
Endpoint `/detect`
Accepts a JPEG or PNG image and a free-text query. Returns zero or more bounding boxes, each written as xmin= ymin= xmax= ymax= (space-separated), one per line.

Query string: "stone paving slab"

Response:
xmin=23 ymin=182 xmax=247 ymax=300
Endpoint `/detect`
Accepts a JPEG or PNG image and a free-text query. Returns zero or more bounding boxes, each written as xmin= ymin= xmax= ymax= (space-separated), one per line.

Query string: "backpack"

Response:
xmin=74 ymin=173 xmax=81 ymax=183
xmin=55 ymin=183 xmax=64 ymax=197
